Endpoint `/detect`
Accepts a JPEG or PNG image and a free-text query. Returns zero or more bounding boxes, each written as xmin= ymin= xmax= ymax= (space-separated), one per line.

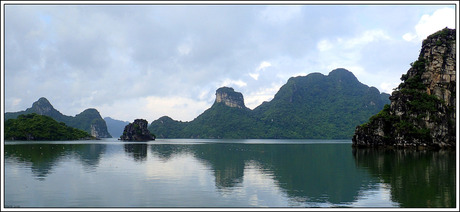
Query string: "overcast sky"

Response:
xmin=2 ymin=1 xmax=457 ymax=122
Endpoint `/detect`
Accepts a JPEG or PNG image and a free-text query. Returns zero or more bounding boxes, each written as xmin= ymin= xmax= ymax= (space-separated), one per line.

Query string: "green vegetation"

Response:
xmin=358 ymin=32 xmax=453 ymax=144
xmin=423 ymin=27 xmax=453 ymax=46
xmin=399 ymin=57 xmax=426 ymax=91
xmin=5 ymin=98 xmax=112 ymax=138
xmin=4 ymin=113 xmax=94 ymax=140
xmin=251 ymin=68 xmax=390 ymax=139
xmin=149 ymin=68 xmax=390 ymax=139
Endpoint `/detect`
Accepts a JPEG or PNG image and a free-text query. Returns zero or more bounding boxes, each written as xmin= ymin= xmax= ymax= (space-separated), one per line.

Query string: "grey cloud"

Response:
xmin=4 ymin=4 xmax=452 ymax=121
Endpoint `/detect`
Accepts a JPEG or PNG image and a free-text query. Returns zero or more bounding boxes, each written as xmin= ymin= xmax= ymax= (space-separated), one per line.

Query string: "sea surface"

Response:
xmin=4 ymin=138 xmax=456 ymax=208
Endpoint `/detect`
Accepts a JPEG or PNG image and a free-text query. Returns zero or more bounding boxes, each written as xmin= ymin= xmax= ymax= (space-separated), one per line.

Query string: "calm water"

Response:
xmin=4 ymin=139 xmax=456 ymax=208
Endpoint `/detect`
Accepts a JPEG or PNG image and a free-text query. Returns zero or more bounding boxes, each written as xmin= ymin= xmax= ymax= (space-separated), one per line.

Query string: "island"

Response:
xmin=119 ymin=119 xmax=156 ymax=141
xmin=4 ymin=113 xmax=97 ymax=141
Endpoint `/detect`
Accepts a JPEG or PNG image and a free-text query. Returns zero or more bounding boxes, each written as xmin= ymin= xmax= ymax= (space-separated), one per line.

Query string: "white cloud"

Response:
xmin=317 ymin=39 xmax=333 ymax=52
xmin=245 ymin=82 xmax=284 ymax=109
xmin=403 ymin=7 xmax=455 ymax=42
xmin=344 ymin=29 xmax=391 ymax=49
xmin=220 ymin=79 xmax=248 ymax=88
xmin=249 ymin=73 xmax=260 ymax=80
xmin=250 ymin=61 xmax=271 ymax=80
xmin=256 ymin=61 xmax=271 ymax=71
xmin=379 ymin=82 xmax=399 ymax=94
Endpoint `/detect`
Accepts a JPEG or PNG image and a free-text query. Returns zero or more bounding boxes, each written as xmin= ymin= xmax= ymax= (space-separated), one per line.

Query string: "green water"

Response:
xmin=4 ymin=139 xmax=456 ymax=208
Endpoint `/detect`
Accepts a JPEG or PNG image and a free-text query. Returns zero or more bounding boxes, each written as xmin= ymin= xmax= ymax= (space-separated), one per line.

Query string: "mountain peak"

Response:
xmin=33 ymin=97 xmax=52 ymax=107
xmin=328 ymin=68 xmax=358 ymax=82
xmin=31 ymin=97 xmax=56 ymax=115
xmin=214 ymin=87 xmax=247 ymax=109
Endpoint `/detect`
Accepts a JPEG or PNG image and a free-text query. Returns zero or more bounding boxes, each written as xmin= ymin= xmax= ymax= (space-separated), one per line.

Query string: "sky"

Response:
xmin=2 ymin=1 xmax=457 ymax=123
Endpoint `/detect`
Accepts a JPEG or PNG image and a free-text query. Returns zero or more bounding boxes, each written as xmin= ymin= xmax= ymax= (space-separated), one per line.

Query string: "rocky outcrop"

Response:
xmin=353 ymin=28 xmax=456 ymax=149
xmin=120 ymin=119 xmax=156 ymax=141
xmin=215 ymin=87 xmax=247 ymax=109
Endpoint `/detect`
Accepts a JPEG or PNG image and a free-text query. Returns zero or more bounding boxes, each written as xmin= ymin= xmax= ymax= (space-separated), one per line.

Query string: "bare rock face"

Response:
xmin=120 ymin=119 xmax=155 ymax=141
xmin=215 ymin=87 xmax=247 ymax=109
xmin=353 ymin=28 xmax=456 ymax=149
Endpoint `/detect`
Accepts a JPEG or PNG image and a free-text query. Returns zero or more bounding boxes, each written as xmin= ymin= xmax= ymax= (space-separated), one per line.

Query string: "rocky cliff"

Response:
xmin=75 ymin=109 xmax=112 ymax=138
xmin=215 ymin=87 xmax=247 ymax=109
xmin=120 ymin=119 xmax=156 ymax=141
xmin=353 ymin=28 xmax=456 ymax=149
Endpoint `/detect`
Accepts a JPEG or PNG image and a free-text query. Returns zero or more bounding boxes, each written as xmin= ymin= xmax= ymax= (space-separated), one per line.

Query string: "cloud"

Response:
xmin=403 ymin=7 xmax=456 ymax=41
xmin=344 ymin=29 xmax=391 ymax=49
xmin=257 ymin=61 xmax=272 ymax=71
xmin=313 ymin=29 xmax=390 ymax=75
xmin=259 ymin=5 xmax=302 ymax=24
xmin=4 ymin=4 xmax=452 ymax=122
xmin=220 ymin=79 xmax=248 ymax=88
xmin=380 ymin=82 xmax=399 ymax=94
xmin=245 ymin=82 xmax=284 ymax=109
xmin=249 ymin=61 xmax=272 ymax=80
xmin=317 ymin=40 xmax=333 ymax=52
xmin=98 ymin=96 xmax=211 ymax=122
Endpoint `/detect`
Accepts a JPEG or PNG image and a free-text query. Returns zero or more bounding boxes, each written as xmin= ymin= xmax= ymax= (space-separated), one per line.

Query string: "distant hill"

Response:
xmin=5 ymin=97 xmax=112 ymax=138
xmin=149 ymin=68 xmax=390 ymax=139
xmin=4 ymin=113 xmax=95 ymax=140
xmin=253 ymin=68 xmax=390 ymax=138
xmin=104 ymin=117 xmax=130 ymax=138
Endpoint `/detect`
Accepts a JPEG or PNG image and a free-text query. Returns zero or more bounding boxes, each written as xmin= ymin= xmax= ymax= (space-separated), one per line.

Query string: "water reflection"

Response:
xmin=192 ymin=144 xmax=246 ymax=189
xmin=150 ymin=144 xmax=192 ymax=161
xmin=149 ymin=143 xmax=374 ymax=205
xmin=5 ymin=143 xmax=106 ymax=179
xmin=5 ymin=141 xmax=456 ymax=207
xmin=352 ymin=148 xmax=456 ymax=208
xmin=123 ymin=143 xmax=148 ymax=162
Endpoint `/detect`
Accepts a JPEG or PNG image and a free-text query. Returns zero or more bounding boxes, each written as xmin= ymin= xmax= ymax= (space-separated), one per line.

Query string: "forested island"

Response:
xmin=5 ymin=97 xmax=112 ymax=138
xmin=148 ymin=69 xmax=390 ymax=139
xmin=4 ymin=113 xmax=96 ymax=140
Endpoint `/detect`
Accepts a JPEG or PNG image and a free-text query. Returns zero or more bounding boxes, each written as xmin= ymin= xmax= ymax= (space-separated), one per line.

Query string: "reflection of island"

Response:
xmin=189 ymin=143 xmax=374 ymax=205
xmin=150 ymin=144 xmax=193 ymax=161
xmin=192 ymin=144 xmax=246 ymax=189
xmin=123 ymin=143 xmax=148 ymax=162
xmin=10 ymin=142 xmax=453 ymax=207
xmin=352 ymin=148 xmax=456 ymax=208
xmin=5 ymin=144 xmax=106 ymax=180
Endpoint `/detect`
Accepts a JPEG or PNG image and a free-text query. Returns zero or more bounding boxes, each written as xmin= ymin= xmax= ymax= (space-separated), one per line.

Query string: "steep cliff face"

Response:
xmin=353 ymin=28 xmax=456 ymax=149
xmin=120 ymin=119 xmax=155 ymax=141
xmin=215 ymin=87 xmax=247 ymax=109
xmin=75 ymin=109 xmax=112 ymax=138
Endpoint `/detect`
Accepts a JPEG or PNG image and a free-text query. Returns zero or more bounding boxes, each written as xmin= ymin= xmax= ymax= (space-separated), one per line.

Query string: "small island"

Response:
xmin=119 ymin=119 xmax=156 ymax=141
xmin=4 ymin=113 xmax=97 ymax=141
